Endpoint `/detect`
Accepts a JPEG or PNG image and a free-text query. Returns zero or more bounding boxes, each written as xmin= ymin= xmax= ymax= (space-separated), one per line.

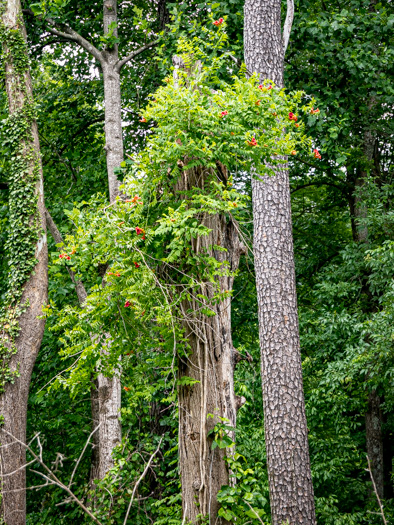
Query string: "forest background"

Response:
xmin=0 ymin=0 xmax=393 ymax=523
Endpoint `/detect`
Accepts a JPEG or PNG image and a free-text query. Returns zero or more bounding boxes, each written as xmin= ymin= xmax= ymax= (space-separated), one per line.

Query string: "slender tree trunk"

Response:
xmin=90 ymin=378 xmax=101 ymax=483
xmin=175 ymin=167 xmax=243 ymax=524
xmin=45 ymin=210 xmax=121 ymax=480
xmin=0 ymin=2 xmax=48 ymax=523
xmin=102 ymin=0 xmax=124 ymax=202
xmin=366 ymin=390 xmax=384 ymax=499
xmin=96 ymin=370 xmax=121 ymax=477
xmin=87 ymin=0 xmax=124 ymax=481
xmin=244 ymin=1 xmax=316 ymax=523
xmin=348 ymin=125 xmax=386 ymax=500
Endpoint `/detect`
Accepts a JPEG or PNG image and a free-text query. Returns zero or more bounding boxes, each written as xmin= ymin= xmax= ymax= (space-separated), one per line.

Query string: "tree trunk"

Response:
xmin=348 ymin=125 xmax=387 ymax=501
xmin=102 ymin=0 xmax=124 ymax=202
xmin=45 ymin=209 xmax=121 ymax=480
xmin=96 ymin=371 xmax=122 ymax=478
xmin=0 ymin=2 xmax=48 ymax=523
xmin=244 ymin=1 xmax=316 ymax=523
xmin=90 ymin=378 xmax=101 ymax=484
xmin=366 ymin=390 xmax=384 ymax=499
xmin=172 ymin=159 xmax=243 ymax=523
xmin=86 ymin=0 xmax=124 ymax=482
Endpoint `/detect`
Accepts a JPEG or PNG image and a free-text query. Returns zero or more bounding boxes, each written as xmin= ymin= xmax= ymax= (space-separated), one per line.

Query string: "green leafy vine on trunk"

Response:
xmin=0 ymin=12 xmax=41 ymax=393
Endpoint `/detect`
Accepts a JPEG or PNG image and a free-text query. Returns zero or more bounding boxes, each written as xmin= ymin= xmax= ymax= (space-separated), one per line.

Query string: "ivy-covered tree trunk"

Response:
xmin=169 ymin=57 xmax=245 ymax=524
xmin=0 ymin=1 xmax=48 ymax=523
xmin=244 ymin=1 xmax=316 ymax=523
xmin=175 ymin=167 xmax=243 ymax=524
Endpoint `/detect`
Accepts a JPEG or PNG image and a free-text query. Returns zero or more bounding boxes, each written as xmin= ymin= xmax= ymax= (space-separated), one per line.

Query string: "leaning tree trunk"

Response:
xmin=45 ymin=209 xmax=121 ymax=481
xmin=175 ymin=167 xmax=244 ymax=524
xmin=0 ymin=2 xmax=48 ymax=523
xmin=244 ymin=1 xmax=316 ymax=523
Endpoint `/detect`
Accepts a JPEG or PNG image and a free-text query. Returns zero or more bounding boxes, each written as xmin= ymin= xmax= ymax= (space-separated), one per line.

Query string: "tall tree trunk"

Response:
xmin=171 ymin=58 xmax=244 ymax=524
xmin=102 ymin=0 xmax=124 ymax=202
xmin=89 ymin=0 xmax=124 ymax=481
xmin=348 ymin=125 xmax=386 ymax=500
xmin=244 ymin=1 xmax=316 ymax=523
xmin=175 ymin=167 xmax=243 ymax=524
xmin=0 ymin=2 xmax=48 ymax=523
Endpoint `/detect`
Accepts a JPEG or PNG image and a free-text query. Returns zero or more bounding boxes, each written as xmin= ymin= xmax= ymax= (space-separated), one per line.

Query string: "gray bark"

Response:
xmin=244 ymin=1 xmax=316 ymax=523
xmin=102 ymin=0 xmax=124 ymax=202
xmin=0 ymin=1 xmax=48 ymax=523
xmin=90 ymin=378 xmax=101 ymax=484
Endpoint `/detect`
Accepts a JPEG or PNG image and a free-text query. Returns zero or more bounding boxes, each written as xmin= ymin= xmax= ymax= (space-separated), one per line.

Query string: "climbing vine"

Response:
xmin=0 ymin=10 xmax=41 ymax=392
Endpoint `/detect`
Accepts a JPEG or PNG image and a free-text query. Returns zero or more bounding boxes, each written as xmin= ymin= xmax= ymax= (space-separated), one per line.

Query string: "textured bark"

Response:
xmin=90 ymin=378 xmax=101 ymax=484
xmin=170 ymin=58 xmax=245 ymax=523
xmin=366 ymin=390 xmax=384 ymax=499
xmin=175 ymin=168 xmax=243 ymax=524
xmin=96 ymin=370 xmax=121 ymax=478
xmin=244 ymin=1 xmax=316 ymax=523
xmin=89 ymin=0 xmax=123 ymax=479
xmin=0 ymin=2 xmax=48 ymax=523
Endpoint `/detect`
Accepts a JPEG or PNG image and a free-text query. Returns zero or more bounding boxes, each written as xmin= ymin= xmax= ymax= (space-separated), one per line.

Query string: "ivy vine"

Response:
xmin=0 ymin=11 xmax=41 ymax=393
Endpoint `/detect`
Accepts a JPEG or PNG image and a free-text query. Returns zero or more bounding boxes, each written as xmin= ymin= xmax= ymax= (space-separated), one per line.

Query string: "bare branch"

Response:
xmin=0 ymin=429 xmax=104 ymax=525
xmin=123 ymin=436 xmax=164 ymax=525
xmin=366 ymin=455 xmax=388 ymax=525
xmin=23 ymin=9 xmax=103 ymax=64
xmin=244 ymin=501 xmax=266 ymax=525
xmin=68 ymin=424 xmax=101 ymax=489
xmin=290 ymin=181 xmax=347 ymax=195
xmin=282 ymin=0 xmax=295 ymax=54
xmin=116 ymin=40 xmax=159 ymax=72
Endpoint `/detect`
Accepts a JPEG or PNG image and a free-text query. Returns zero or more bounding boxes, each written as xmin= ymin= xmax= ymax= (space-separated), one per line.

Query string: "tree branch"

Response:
xmin=123 ymin=436 xmax=164 ymax=525
xmin=45 ymin=208 xmax=88 ymax=305
xmin=290 ymin=181 xmax=347 ymax=194
xmin=115 ymin=40 xmax=159 ymax=72
xmin=0 ymin=429 xmax=104 ymax=525
xmin=282 ymin=0 xmax=295 ymax=54
xmin=23 ymin=9 xmax=103 ymax=64
xmin=366 ymin=455 xmax=388 ymax=525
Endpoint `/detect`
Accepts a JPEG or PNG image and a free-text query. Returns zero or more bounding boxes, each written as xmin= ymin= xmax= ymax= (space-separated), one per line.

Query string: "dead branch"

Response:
xmin=366 ymin=455 xmax=388 ymax=525
xmin=123 ymin=436 xmax=164 ymax=525
xmin=0 ymin=429 xmax=104 ymax=525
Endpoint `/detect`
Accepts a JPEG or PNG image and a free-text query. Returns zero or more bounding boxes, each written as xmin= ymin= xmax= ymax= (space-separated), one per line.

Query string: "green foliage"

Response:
xmin=4 ymin=0 xmax=390 ymax=523
xmin=0 ymin=19 xmax=42 ymax=392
